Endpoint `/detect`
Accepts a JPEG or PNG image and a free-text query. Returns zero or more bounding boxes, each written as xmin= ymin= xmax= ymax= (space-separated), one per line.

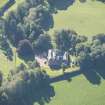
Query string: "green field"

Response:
xmin=47 ymin=1 xmax=105 ymax=105
xmin=0 ymin=48 xmax=26 ymax=78
xmin=45 ymin=75 xmax=105 ymax=105
xmin=1 ymin=0 xmax=105 ymax=105
xmin=49 ymin=0 xmax=105 ymax=36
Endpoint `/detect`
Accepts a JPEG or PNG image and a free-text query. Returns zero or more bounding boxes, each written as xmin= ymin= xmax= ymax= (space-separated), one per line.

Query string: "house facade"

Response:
xmin=47 ymin=49 xmax=70 ymax=69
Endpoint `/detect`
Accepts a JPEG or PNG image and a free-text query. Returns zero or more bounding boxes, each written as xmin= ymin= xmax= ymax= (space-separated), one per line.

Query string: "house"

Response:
xmin=47 ymin=49 xmax=70 ymax=69
xmin=35 ymin=56 xmax=47 ymax=67
xmin=62 ymin=52 xmax=70 ymax=67
xmin=35 ymin=49 xmax=78 ymax=69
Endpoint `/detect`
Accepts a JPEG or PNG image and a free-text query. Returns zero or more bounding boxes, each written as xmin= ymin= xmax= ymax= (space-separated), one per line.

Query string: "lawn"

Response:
xmin=0 ymin=0 xmax=7 ymax=8
xmin=49 ymin=0 xmax=105 ymax=36
xmin=0 ymin=48 xmax=26 ymax=78
xmin=44 ymin=74 xmax=105 ymax=105
xmin=34 ymin=74 xmax=105 ymax=105
xmin=44 ymin=1 xmax=105 ymax=104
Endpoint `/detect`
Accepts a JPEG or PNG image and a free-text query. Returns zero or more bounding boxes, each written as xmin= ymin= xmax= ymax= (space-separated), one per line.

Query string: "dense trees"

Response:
xmin=1 ymin=0 xmax=105 ymax=104
xmin=34 ymin=34 xmax=52 ymax=53
xmin=77 ymin=34 xmax=105 ymax=69
xmin=0 ymin=0 xmax=105 ymax=70
xmin=25 ymin=5 xmax=53 ymax=30
xmin=1 ymin=0 xmax=53 ymax=59
xmin=0 ymin=66 xmax=50 ymax=105
xmin=17 ymin=39 xmax=34 ymax=60
xmin=54 ymin=29 xmax=87 ymax=51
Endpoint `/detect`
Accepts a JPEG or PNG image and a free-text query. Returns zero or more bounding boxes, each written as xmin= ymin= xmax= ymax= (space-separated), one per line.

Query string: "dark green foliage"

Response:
xmin=34 ymin=34 xmax=52 ymax=53
xmin=27 ymin=61 xmax=40 ymax=69
xmin=0 ymin=36 xmax=13 ymax=60
xmin=0 ymin=67 xmax=53 ymax=105
xmin=4 ymin=0 xmax=53 ymax=46
xmin=54 ymin=29 xmax=77 ymax=51
xmin=25 ymin=0 xmax=45 ymax=6
xmin=2 ymin=0 xmax=54 ymax=59
xmin=17 ymin=63 xmax=26 ymax=71
xmin=78 ymin=34 xmax=105 ymax=69
xmin=78 ymin=51 xmax=92 ymax=70
xmin=24 ymin=4 xmax=53 ymax=31
xmin=54 ymin=29 xmax=87 ymax=51
xmin=92 ymin=34 xmax=105 ymax=44
xmin=75 ymin=43 xmax=91 ymax=56
xmin=17 ymin=39 xmax=34 ymax=60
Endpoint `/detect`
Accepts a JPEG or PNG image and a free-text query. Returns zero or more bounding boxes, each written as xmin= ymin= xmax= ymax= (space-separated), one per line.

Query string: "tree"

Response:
xmin=0 ymin=67 xmax=50 ymax=105
xmin=54 ymin=29 xmax=88 ymax=52
xmin=17 ymin=39 xmax=34 ymax=60
xmin=27 ymin=60 xmax=40 ymax=69
xmin=24 ymin=4 xmax=52 ymax=30
xmin=25 ymin=0 xmax=44 ymax=6
xmin=90 ymin=41 xmax=105 ymax=68
xmin=34 ymin=34 xmax=52 ymax=53
xmin=92 ymin=34 xmax=105 ymax=44
xmin=75 ymin=43 xmax=91 ymax=56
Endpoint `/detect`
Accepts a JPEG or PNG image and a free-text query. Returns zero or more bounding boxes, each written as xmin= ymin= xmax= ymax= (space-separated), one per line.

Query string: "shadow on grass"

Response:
xmin=82 ymin=69 xmax=101 ymax=85
xmin=50 ymin=67 xmax=105 ymax=85
xmin=49 ymin=0 xmax=75 ymax=11
xmin=0 ymin=0 xmax=15 ymax=16
xmin=27 ymin=85 xmax=55 ymax=105
xmin=95 ymin=68 xmax=105 ymax=79
xmin=50 ymin=70 xmax=82 ymax=83
xmin=11 ymin=85 xmax=55 ymax=105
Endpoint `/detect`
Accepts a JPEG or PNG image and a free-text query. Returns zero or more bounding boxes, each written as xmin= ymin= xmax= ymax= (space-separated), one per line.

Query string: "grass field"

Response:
xmin=45 ymin=75 xmax=105 ymax=105
xmin=0 ymin=0 xmax=105 ymax=105
xmin=0 ymin=48 xmax=26 ymax=78
xmin=49 ymin=0 xmax=105 ymax=36
xmin=0 ymin=0 xmax=7 ymax=8
xmin=46 ymin=1 xmax=105 ymax=105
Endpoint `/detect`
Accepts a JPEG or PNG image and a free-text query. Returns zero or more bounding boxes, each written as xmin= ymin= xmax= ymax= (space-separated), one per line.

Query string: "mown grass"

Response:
xmin=49 ymin=0 xmax=105 ymax=36
xmin=45 ymin=75 xmax=105 ymax=105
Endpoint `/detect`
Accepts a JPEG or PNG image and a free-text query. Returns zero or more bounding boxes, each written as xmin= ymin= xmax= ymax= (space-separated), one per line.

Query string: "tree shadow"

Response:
xmin=0 ymin=0 xmax=15 ymax=16
xmin=50 ymin=70 xmax=82 ymax=83
xmin=49 ymin=0 xmax=75 ymax=11
xmin=95 ymin=68 xmax=105 ymax=80
xmin=50 ymin=67 xmax=103 ymax=85
xmin=12 ymin=85 xmax=55 ymax=105
xmin=27 ymin=85 xmax=55 ymax=105
xmin=81 ymin=69 xmax=101 ymax=85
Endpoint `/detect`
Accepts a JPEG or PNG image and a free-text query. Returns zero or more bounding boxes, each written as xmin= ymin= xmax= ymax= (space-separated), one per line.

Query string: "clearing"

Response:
xmin=49 ymin=0 xmax=105 ymax=36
